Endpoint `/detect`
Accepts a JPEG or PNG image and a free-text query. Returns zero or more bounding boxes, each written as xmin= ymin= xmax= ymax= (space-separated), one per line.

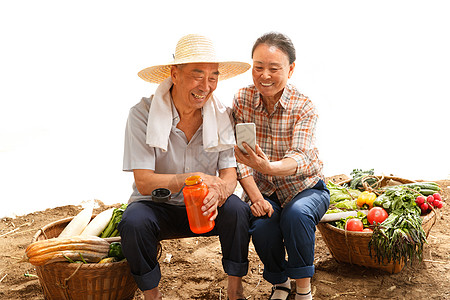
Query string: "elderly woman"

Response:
xmin=232 ymin=32 xmax=330 ymax=300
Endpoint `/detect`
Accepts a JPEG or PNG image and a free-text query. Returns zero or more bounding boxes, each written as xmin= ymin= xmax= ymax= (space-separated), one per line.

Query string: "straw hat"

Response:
xmin=138 ymin=34 xmax=250 ymax=84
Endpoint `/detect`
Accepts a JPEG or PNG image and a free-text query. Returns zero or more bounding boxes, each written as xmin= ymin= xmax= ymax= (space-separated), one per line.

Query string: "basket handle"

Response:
xmin=343 ymin=223 xmax=353 ymax=265
xmin=56 ymin=263 xmax=83 ymax=300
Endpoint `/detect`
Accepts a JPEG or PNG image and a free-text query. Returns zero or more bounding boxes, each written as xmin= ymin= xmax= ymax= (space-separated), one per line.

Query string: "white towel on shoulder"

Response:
xmin=146 ymin=77 xmax=236 ymax=152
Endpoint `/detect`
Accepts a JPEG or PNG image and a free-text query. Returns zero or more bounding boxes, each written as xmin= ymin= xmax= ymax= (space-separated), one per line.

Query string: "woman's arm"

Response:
xmin=235 ymin=144 xmax=298 ymax=177
xmin=239 ymin=176 xmax=274 ymax=217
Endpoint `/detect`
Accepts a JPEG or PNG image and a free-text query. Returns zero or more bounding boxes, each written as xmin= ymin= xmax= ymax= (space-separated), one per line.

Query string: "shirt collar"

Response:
xmin=278 ymin=84 xmax=292 ymax=110
xmin=170 ymin=92 xmax=180 ymax=127
xmin=254 ymin=83 xmax=292 ymax=111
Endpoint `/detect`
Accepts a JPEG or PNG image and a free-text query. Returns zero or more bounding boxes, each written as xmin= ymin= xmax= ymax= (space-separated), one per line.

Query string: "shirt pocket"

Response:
xmin=186 ymin=142 xmax=220 ymax=174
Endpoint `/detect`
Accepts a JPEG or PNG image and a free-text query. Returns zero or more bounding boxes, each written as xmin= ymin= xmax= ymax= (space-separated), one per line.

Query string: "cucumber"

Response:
xmin=418 ymin=189 xmax=438 ymax=196
xmin=402 ymin=182 xmax=441 ymax=191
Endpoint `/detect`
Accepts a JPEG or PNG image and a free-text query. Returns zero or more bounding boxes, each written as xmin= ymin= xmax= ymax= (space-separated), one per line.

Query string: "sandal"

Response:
xmin=269 ymin=285 xmax=291 ymax=300
xmin=295 ymin=290 xmax=312 ymax=299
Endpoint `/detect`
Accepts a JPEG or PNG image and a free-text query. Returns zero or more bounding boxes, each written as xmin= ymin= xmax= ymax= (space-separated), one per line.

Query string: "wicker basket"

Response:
xmin=319 ymin=174 xmax=438 ymax=273
xmin=31 ymin=216 xmax=138 ymax=300
xmin=334 ymin=174 xmax=416 ymax=188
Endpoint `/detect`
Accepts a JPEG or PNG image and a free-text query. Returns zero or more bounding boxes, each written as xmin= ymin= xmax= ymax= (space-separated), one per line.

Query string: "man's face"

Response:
xmin=171 ymin=63 xmax=219 ymax=110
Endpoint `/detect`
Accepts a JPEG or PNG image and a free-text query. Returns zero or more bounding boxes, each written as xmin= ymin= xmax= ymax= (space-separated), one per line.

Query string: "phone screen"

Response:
xmin=236 ymin=123 xmax=256 ymax=154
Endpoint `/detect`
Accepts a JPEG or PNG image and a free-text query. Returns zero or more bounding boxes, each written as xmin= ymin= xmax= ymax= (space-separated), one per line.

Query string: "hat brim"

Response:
xmin=138 ymin=61 xmax=250 ymax=84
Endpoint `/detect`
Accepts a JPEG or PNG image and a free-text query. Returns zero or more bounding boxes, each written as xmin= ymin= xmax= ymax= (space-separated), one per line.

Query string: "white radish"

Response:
xmin=58 ymin=203 xmax=94 ymax=238
xmin=80 ymin=208 xmax=115 ymax=237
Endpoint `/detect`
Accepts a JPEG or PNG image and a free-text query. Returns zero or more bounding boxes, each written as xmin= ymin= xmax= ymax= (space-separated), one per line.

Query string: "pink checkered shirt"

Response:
xmin=232 ymin=84 xmax=324 ymax=206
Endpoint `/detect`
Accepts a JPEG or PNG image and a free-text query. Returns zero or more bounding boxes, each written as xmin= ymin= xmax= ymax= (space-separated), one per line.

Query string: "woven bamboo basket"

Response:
xmin=318 ymin=210 xmax=436 ymax=273
xmin=31 ymin=216 xmax=138 ymax=300
xmin=319 ymin=175 xmax=438 ymax=273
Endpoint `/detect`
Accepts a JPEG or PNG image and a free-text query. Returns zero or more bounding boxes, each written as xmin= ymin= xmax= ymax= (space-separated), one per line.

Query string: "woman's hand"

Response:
xmin=235 ymin=143 xmax=298 ymax=177
xmin=250 ymin=198 xmax=274 ymax=217
xmin=235 ymin=143 xmax=272 ymax=175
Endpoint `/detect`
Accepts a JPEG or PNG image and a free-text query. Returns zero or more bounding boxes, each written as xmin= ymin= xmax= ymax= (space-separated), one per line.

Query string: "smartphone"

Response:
xmin=236 ymin=123 xmax=256 ymax=154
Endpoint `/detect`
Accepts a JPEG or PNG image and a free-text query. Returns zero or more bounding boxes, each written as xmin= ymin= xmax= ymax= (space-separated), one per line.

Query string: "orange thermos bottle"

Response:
xmin=182 ymin=175 xmax=215 ymax=234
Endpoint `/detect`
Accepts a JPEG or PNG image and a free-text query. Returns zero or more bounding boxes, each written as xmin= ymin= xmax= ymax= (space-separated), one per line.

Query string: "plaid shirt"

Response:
xmin=232 ymin=83 xmax=324 ymax=206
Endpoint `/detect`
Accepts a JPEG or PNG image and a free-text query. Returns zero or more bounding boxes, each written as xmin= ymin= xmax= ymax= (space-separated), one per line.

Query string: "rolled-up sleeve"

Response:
xmin=123 ymin=99 xmax=156 ymax=172
xmin=218 ymin=148 xmax=238 ymax=171
xmin=284 ymin=103 xmax=321 ymax=177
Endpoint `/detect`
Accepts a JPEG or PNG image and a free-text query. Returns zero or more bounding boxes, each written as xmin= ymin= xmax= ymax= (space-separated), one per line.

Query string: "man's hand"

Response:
xmin=201 ymin=192 xmax=219 ymax=221
xmin=250 ymin=198 xmax=274 ymax=217
xmin=194 ymin=173 xmax=228 ymax=221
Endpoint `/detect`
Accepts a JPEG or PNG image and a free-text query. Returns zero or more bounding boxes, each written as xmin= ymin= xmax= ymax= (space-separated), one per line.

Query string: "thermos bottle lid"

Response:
xmin=151 ymin=188 xmax=171 ymax=202
xmin=185 ymin=175 xmax=203 ymax=186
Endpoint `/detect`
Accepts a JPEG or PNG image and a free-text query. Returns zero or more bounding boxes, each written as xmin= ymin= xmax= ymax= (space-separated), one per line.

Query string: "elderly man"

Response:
xmin=118 ymin=34 xmax=251 ymax=300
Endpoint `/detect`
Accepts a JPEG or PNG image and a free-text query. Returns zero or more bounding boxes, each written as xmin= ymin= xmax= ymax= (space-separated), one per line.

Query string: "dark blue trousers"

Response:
xmin=250 ymin=180 xmax=330 ymax=284
xmin=118 ymin=194 xmax=251 ymax=291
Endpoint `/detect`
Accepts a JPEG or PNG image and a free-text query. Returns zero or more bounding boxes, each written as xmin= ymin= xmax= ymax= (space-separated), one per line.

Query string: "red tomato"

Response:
xmin=363 ymin=228 xmax=373 ymax=232
xmin=367 ymin=207 xmax=389 ymax=225
xmin=346 ymin=218 xmax=363 ymax=231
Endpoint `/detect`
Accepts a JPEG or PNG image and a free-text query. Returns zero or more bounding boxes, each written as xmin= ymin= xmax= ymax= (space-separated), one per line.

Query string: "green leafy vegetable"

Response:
xmin=327 ymin=181 xmax=361 ymax=204
xmin=368 ymin=186 xmax=426 ymax=265
xmin=369 ymin=208 xmax=427 ymax=265
xmin=100 ymin=204 xmax=127 ymax=238
xmin=349 ymin=169 xmax=378 ymax=190
xmin=333 ymin=211 xmax=369 ymax=230
xmin=374 ymin=186 xmax=421 ymax=214
xmin=334 ymin=200 xmax=358 ymax=210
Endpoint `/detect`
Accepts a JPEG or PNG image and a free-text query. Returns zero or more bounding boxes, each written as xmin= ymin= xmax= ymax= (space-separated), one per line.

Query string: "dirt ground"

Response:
xmin=1 ymin=178 xmax=449 ymax=300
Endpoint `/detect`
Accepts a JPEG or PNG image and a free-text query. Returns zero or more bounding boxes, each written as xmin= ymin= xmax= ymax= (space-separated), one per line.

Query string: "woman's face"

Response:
xmin=252 ymin=43 xmax=295 ymax=101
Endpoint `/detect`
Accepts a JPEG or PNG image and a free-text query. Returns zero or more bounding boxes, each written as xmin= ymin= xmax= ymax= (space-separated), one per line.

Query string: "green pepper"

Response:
xmin=108 ymin=242 xmax=125 ymax=260
xmin=373 ymin=199 xmax=383 ymax=207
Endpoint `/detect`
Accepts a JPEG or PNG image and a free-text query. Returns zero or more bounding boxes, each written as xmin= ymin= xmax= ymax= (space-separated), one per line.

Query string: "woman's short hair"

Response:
xmin=251 ymin=32 xmax=296 ymax=65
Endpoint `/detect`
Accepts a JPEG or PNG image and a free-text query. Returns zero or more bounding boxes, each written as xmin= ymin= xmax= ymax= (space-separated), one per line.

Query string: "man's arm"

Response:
xmin=133 ymin=167 xmax=237 ymax=220
xmin=133 ymin=169 xmax=188 ymax=196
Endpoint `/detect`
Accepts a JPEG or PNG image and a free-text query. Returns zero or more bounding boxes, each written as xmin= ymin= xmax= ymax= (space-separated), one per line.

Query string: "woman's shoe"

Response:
xmin=269 ymin=285 xmax=291 ymax=300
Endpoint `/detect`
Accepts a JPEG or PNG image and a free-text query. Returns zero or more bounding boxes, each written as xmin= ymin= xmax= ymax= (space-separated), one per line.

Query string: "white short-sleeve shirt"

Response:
xmin=123 ymin=96 xmax=237 ymax=205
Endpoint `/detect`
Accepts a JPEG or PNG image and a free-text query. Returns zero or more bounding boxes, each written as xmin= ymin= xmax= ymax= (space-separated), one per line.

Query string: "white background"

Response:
xmin=1 ymin=1 xmax=449 ymax=218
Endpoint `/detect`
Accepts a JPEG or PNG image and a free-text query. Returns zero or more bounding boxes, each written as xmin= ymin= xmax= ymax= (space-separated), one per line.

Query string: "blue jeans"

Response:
xmin=250 ymin=180 xmax=330 ymax=284
xmin=118 ymin=194 xmax=251 ymax=291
